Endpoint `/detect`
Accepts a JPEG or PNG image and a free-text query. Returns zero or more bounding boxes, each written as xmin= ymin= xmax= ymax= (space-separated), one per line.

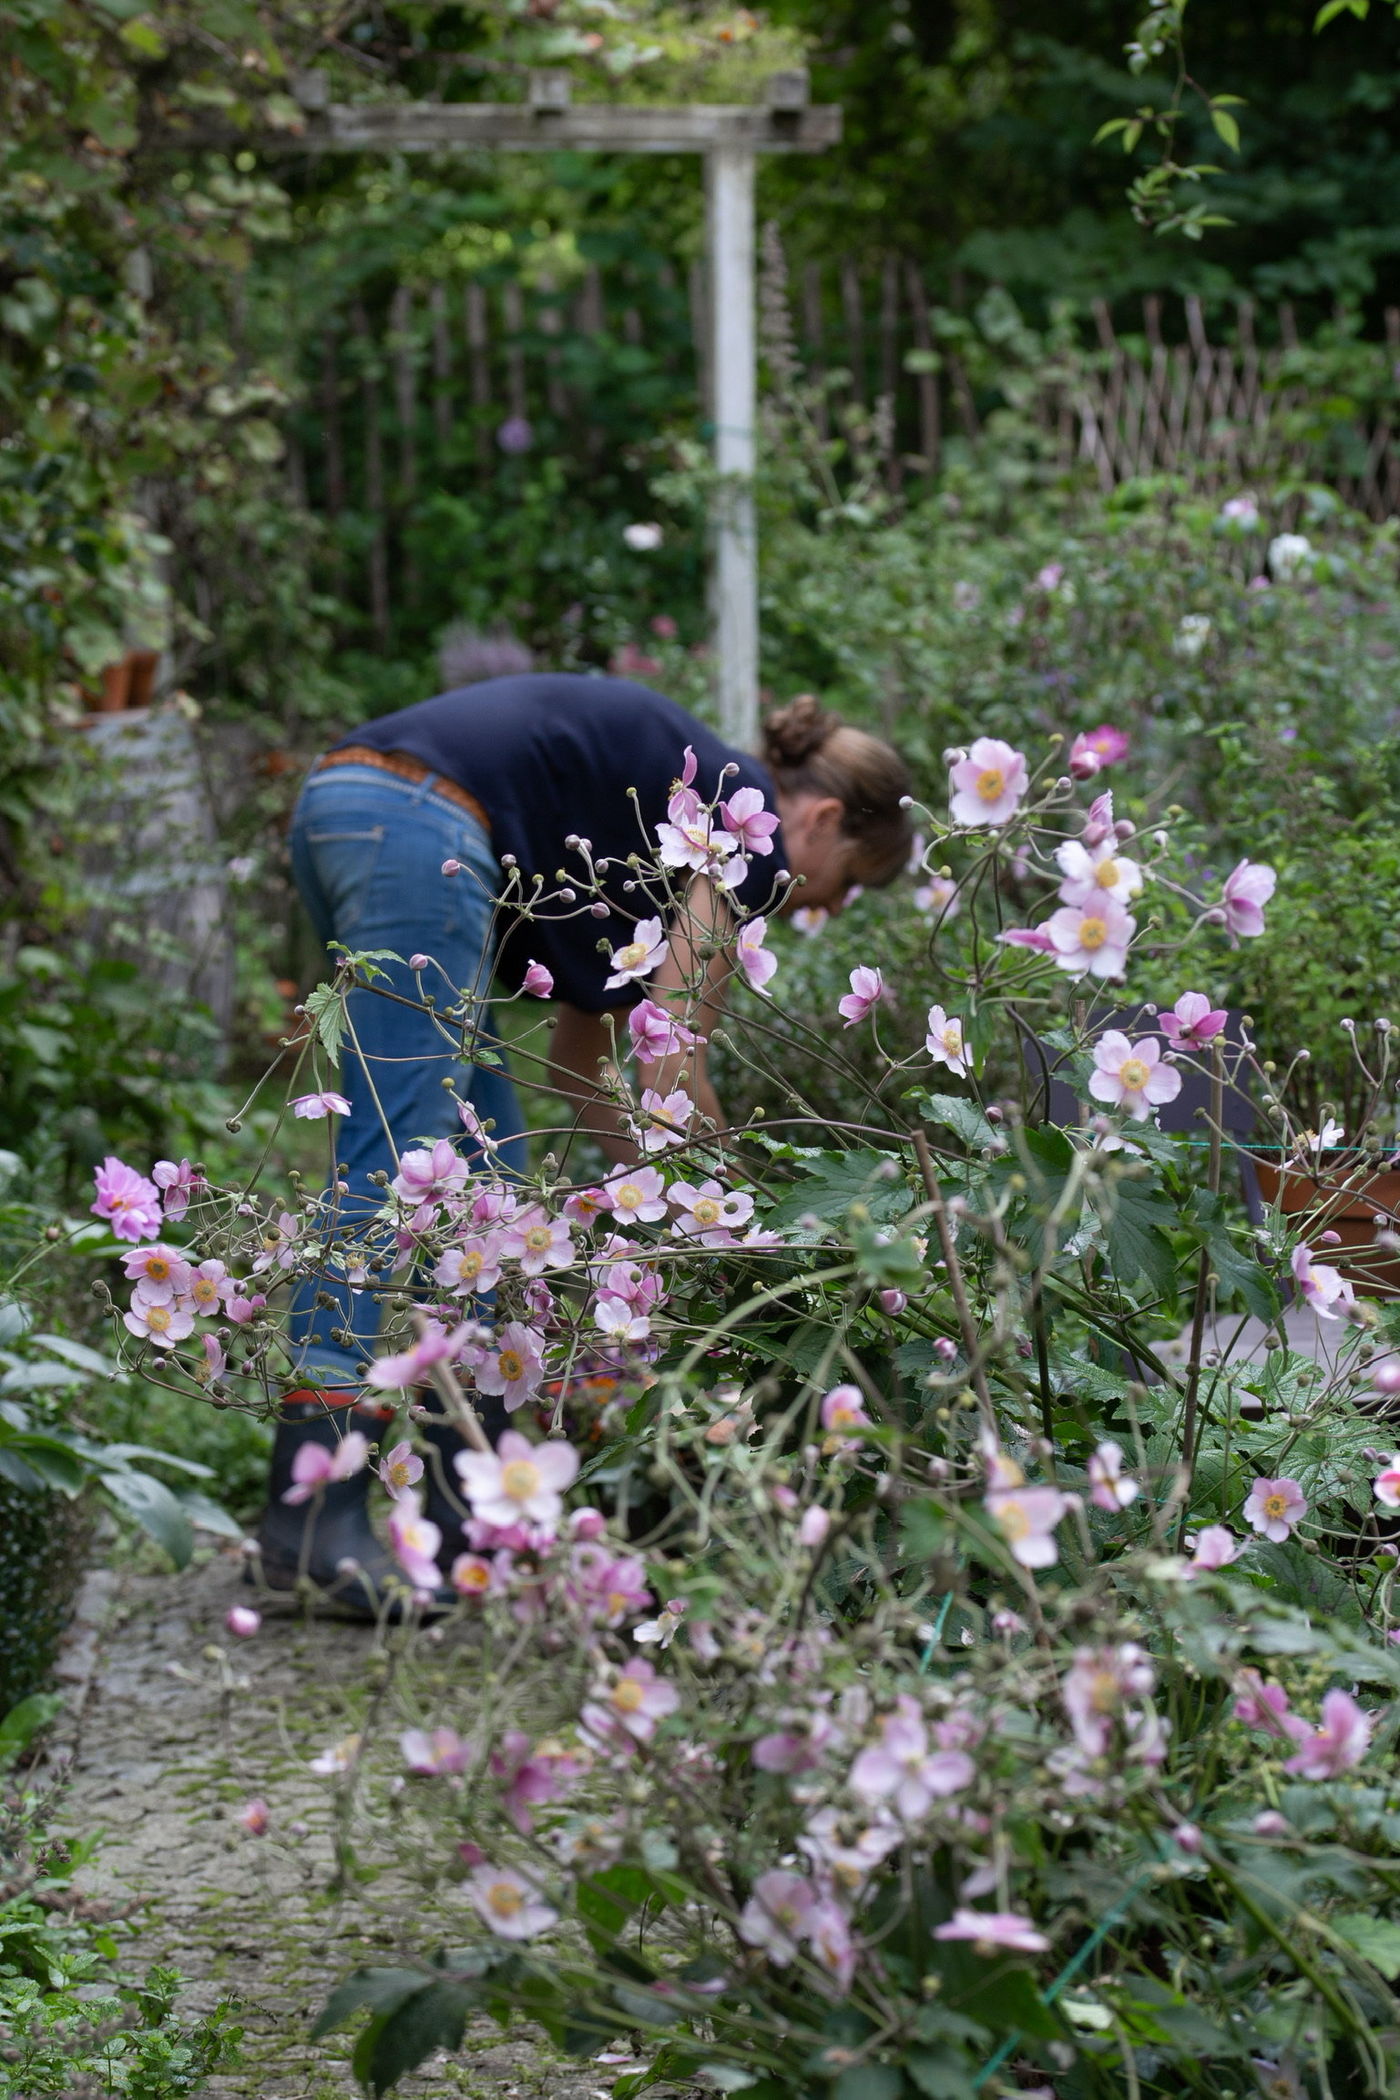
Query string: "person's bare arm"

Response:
xmin=635 ymin=875 xmax=734 ymax=1131
xmin=545 ymin=877 xmax=735 ymax=1166
xmin=546 ymin=1006 xmax=634 ymax=1163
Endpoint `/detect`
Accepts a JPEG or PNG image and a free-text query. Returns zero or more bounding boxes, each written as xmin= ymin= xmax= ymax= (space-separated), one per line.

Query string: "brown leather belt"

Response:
xmin=314 ymin=745 xmax=491 ymax=835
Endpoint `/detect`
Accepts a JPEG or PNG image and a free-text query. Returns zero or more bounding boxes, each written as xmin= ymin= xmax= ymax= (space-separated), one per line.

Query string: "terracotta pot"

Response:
xmin=1254 ymin=1156 xmax=1400 ymax=1297
xmin=90 ymin=657 xmax=133 ymax=712
xmin=126 ymin=647 xmax=159 ymax=709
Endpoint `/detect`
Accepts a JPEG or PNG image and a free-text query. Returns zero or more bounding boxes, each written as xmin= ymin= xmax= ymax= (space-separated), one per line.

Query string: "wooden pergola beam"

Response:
xmin=288 ymin=99 xmax=840 ymax=157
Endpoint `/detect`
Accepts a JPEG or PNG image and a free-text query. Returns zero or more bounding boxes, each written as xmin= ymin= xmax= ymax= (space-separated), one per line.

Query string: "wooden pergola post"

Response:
xmin=282 ymin=69 xmax=840 ymax=751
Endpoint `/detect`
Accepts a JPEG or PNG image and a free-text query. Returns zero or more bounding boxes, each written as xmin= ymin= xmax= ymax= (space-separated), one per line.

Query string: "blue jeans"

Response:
xmin=286 ymin=764 xmax=526 ymax=1388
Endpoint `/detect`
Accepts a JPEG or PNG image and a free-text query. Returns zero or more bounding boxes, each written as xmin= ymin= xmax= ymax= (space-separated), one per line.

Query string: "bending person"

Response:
xmin=256 ymin=675 xmax=911 ymax=1606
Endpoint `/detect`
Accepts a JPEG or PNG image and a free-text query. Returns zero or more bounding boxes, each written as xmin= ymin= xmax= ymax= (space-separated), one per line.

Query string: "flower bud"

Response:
xmin=225 ymin=1605 xmax=261 ymax=1639
xmin=409 ymin=953 xmax=429 ymax=970
xmin=1068 ymin=746 xmax=1101 ymax=781
xmin=441 ymin=858 xmax=461 ymax=877
xmin=798 ymin=1506 xmax=831 ymax=1548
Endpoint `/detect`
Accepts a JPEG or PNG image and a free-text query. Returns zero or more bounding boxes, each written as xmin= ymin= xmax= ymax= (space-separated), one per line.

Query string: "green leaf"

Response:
xmin=1097 ymin=1180 xmax=1179 ymax=1299
xmin=100 ymin=1470 xmax=194 ymax=1566
xmin=1332 ymin=1913 xmax=1400 ymax=1977
xmin=312 ymin=1967 xmax=429 ymax=2039
xmin=302 ymin=982 xmax=345 ymax=1064
xmin=1210 ymin=108 xmax=1241 ymax=151
xmin=833 ymin=2067 xmax=902 ymax=2100
xmin=1314 ymin=0 xmax=1367 ymax=25
xmin=0 ymin=1692 xmax=63 ymax=1758
xmin=368 ymin=1980 xmax=475 ymax=2094
xmin=921 ymin=1094 xmax=996 ymax=1153
xmin=119 ymin=15 xmax=167 ymax=55
xmin=902 ymin=2046 xmax=977 ymax=2100
xmin=32 ymin=1334 xmax=116 ymax=1376
xmin=901 ymin=1498 xmax=950 ymax=1560
xmin=177 ymin=1489 xmax=243 ymax=1538
xmin=0 ymin=1448 xmax=42 ymax=1491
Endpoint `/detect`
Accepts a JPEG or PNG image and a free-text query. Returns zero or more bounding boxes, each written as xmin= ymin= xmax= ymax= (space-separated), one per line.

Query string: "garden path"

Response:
xmin=51 ymin=1548 xmax=601 ymax=2100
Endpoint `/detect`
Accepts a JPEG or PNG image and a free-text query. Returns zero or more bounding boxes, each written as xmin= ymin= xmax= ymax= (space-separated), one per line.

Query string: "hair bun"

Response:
xmin=762 ymin=693 xmax=834 ymax=768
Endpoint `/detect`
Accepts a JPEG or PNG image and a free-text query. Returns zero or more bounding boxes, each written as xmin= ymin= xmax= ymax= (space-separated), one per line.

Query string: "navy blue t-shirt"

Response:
xmin=337 ymin=674 xmax=786 ymax=1011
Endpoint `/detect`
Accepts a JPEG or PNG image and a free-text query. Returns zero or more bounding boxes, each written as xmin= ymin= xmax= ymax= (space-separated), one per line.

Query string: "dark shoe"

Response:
xmin=250 ymin=1390 xmax=451 ymax=1617
xmin=417 ymin=1388 xmax=507 ymax=1574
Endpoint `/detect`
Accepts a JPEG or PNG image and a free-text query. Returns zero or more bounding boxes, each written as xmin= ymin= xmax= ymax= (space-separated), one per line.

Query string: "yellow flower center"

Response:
xmin=459 ymin=1562 xmax=491 ymax=1592
xmin=498 ymin=1350 xmax=525 ymax=1384
xmin=618 ymin=941 xmax=649 ymax=971
xmin=995 ymin=1498 xmax=1029 ymax=1541
xmin=1093 ymin=859 xmax=1120 ymax=889
xmin=829 ymin=1402 xmax=860 ymax=1428
xmin=145 ymin=1304 xmax=172 ymax=1333
xmin=191 ymin=1276 xmax=219 ymax=1307
xmin=617 ymin=1183 xmax=643 ymax=1211
xmin=146 ymin=1256 xmax=173 ymax=1281
xmin=1078 ymin=914 xmax=1108 ymax=951
xmin=459 ymin=1249 xmax=484 ymax=1278
xmin=611 ymin=1678 xmax=645 ymax=1713
xmin=1264 ymin=1493 xmax=1289 ymax=1520
xmin=523 ymin=1224 xmax=553 ymax=1252
xmin=387 ymin=1459 xmax=414 ymax=1489
xmin=691 ymin=1198 xmax=722 ymax=1227
xmin=500 ymin=1458 xmax=539 ymax=1501
xmin=975 ymin=766 xmax=1005 ymax=802
xmin=1088 ymin=1669 xmax=1120 ymax=1714
xmin=1118 ymin=1058 xmax=1149 ymax=1091
xmin=941 ymin=1026 xmax=962 ymax=1055
xmin=488 ymin=1881 xmax=524 ymax=1919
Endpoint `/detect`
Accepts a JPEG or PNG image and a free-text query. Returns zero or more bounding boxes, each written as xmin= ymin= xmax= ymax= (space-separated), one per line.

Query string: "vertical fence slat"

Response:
xmin=903 ymin=259 xmax=939 ymax=475
xmin=389 ymin=283 xmax=418 ymax=502
xmin=502 ymin=281 xmax=527 ymax=425
xmin=801 ymin=261 xmax=828 ymax=439
xmin=352 ymin=298 xmax=389 ymax=648
xmin=465 ymin=281 xmax=493 ymax=464
xmin=320 ymin=332 xmax=344 ymax=518
xmin=840 ymin=256 xmax=866 ymax=405
xmin=688 ymin=258 xmax=712 ymax=421
xmin=430 ymin=282 xmax=453 ymax=451
xmin=538 ymin=272 xmax=567 ymax=417
xmin=879 ymin=255 xmax=902 ymax=491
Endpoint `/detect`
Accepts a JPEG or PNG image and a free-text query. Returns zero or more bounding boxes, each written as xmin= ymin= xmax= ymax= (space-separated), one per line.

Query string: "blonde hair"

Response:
xmin=761 ymin=695 xmax=912 ymax=886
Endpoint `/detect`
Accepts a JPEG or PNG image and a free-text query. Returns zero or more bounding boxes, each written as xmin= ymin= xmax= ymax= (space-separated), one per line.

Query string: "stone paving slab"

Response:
xmin=48 ymin=1549 xmax=610 ymax=2100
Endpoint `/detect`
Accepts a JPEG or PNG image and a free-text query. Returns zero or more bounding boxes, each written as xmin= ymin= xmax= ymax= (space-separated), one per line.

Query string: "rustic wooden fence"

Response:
xmin=288 ymin=264 xmax=1400 ymax=643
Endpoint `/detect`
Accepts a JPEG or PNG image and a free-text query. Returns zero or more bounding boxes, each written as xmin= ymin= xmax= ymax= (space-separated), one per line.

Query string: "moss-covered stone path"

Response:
xmin=54 ymin=1548 xmax=602 ymax=2100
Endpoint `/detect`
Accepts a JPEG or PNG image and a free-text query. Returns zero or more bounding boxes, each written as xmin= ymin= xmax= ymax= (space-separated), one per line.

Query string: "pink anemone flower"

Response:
xmin=291 ymin=1091 xmax=351 ymax=1119
xmin=1283 ymin=1688 xmax=1372 ymax=1779
xmin=604 ymin=917 xmax=668 ymax=991
xmin=737 ymin=917 xmax=778 ymax=993
xmin=948 ymin=737 xmax=1029 ymax=828
xmin=467 ymin=1864 xmax=559 ymax=1940
xmin=1088 ymin=1031 xmax=1182 ymax=1120
xmin=1242 ymin=1474 xmax=1307 ymax=1542
xmin=1291 ymin=1243 xmax=1355 ymax=1322
xmin=934 ymin=1910 xmax=1049 ymax=1955
xmin=984 ymin=1483 xmax=1069 ymax=1568
xmin=1220 ymin=859 xmax=1276 ymax=939
xmin=521 ymin=960 xmax=554 ymax=997
xmin=455 ymin=1429 xmax=579 ymax=1530
xmin=924 ymin=1005 xmax=970 ymax=1076
xmin=1158 ymin=991 xmax=1228 ymax=1051
xmin=1046 ymin=898 xmax=1135 ymax=979
xmin=92 ymin=1156 xmax=163 ymax=1243
xmin=839 ymin=966 xmax=887 ymax=1027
